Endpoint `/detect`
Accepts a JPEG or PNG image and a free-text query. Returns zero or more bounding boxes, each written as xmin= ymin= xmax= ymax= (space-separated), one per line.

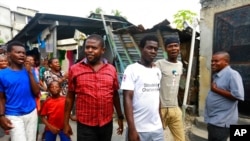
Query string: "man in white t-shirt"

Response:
xmin=121 ymin=35 xmax=164 ymax=141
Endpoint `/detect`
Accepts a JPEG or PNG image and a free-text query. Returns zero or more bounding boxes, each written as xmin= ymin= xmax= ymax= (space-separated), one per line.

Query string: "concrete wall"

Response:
xmin=0 ymin=4 xmax=37 ymax=44
xmin=199 ymin=0 xmax=250 ymax=116
xmin=17 ymin=7 xmax=38 ymax=17
xmin=0 ymin=4 xmax=11 ymax=43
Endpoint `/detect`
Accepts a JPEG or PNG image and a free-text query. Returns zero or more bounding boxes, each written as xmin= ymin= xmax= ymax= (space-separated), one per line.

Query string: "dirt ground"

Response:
xmin=0 ymin=112 xmax=196 ymax=141
xmin=164 ymin=112 xmax=195 ymax=141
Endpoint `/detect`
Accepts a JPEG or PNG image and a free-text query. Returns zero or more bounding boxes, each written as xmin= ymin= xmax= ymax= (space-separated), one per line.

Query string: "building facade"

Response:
xmin=0 ymin=3 xmax=37 ymax=44
xmin=199 ymin=0 xmax=250 ymax=116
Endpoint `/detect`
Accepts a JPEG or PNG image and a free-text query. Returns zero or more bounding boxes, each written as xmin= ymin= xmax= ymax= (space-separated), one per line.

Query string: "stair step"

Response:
xmin=238 ymin=116 xmax=250 ymax=125
xmin=189 ymin=116 xmax=208 ymax=141
xmin=194 ymin=116 xmax=250 ymax=130
xmin=188 ymin=125 xmax=208 ymax=141
xmin=194 ymin=116 xmax=207 ymax=131
xmin=190 ymin=116 xmax=249 ymax=141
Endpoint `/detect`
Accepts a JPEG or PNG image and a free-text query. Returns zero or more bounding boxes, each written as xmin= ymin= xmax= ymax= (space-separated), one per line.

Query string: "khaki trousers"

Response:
xmin=161 ymin=107 xmax=185 ymax=141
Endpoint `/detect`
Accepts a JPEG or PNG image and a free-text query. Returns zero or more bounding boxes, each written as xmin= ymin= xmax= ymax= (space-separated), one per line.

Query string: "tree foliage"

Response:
xmin=111 ymin=9 xmax=121 ymax=16
xmin=90 ymin=8 xmax=127 ymax=19
xmin=173 ymin=10 xmax=197 ymax=30
xmin=90 ymin=7 xmax=104 ymax=14
xmin=111 ymin=9 xmax=127 ymax=19
xmin=0 ymin=38 xmax=4 ymax=44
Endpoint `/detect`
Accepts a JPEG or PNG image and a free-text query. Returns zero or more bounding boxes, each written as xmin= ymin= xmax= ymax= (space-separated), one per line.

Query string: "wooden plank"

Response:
xmin=157 ymin=29 xmax=167 ymax=59
xmin=128 ymin=33 xmax=141 ymax=57
xmin=118 ymin=34 xmax=133 ymax=64
xmin=124 ymin=42 xmax=134 ymax=48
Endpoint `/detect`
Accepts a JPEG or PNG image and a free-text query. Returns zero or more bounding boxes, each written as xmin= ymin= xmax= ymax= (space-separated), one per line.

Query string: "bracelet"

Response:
xmin=0 ymin=114 xmax=5 ymax=117
xmin=118 ymin=115 xmax=124 ymax=120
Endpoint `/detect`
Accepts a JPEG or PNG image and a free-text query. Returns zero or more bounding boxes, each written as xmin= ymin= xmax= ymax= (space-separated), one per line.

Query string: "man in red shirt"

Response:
xmin=63 ymin=34 xmax=124 ymax=141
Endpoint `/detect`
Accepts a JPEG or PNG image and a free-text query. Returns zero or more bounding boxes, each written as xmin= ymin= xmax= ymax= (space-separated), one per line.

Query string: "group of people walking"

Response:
xmin=0 ymin=33 xmax=244 ymax=141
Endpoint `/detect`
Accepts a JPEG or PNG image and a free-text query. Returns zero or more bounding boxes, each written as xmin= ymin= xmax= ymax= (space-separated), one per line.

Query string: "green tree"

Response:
xmin=173 ymin=10 xmax=197 ymax=30
xmin=0 ymin=38 xmax=4 ymax=44
xmin=111 ymin=9 xmax=122 ymax=16
xmin=111 ymin=9 xmax=127 ymax=19
xmin=90 ymin=7 xmax=104 ymax=14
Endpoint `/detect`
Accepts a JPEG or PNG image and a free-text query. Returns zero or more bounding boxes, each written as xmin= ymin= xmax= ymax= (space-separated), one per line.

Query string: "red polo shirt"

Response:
xmin=68 ymin=58 xmax=119 ymax=126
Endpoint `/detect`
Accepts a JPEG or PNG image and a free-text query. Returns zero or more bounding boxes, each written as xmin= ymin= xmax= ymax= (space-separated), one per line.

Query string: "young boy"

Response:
xmin=40 ymin=81 xmax=70 ymax=141
xmin=0 ymin=54 xmax=8 ymax=69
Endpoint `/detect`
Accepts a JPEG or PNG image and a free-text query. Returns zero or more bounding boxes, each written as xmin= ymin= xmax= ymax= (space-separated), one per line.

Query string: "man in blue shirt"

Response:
xmin=0 ymin=41 xmax=40 ymax=141
xmin=204 ymin=51 xmax=244 ymax=141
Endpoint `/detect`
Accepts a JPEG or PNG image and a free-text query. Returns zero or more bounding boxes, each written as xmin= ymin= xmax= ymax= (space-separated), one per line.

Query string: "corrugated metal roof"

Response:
xmin=10 ymin=13 xmax=135 ymax=43
xmin=112 ymin=19 xmax=199 ymax=43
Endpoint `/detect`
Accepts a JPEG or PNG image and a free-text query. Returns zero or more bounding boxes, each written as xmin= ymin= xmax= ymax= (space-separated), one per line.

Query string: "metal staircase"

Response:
xmin=112 ymin=32 xmax=168 ymax=74
xmin=105 ymin=25 xmax=180 ymax=83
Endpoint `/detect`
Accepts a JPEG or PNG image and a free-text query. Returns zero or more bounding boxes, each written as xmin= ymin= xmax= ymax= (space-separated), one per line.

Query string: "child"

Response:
xmin=40 ymin=81 xmax=71 ymax=141
xmin=0 ymin=54 xmax=8 ymax=69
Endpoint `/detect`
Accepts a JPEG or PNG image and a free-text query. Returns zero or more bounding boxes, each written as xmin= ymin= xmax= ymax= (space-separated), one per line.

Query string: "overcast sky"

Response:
xmin=1 ymin=0 xmax=201 ymax=28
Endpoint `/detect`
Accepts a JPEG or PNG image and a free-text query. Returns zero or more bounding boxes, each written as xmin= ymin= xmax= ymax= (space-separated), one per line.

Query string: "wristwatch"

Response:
xmin=118 ymin=115 xmax=124 ymax=120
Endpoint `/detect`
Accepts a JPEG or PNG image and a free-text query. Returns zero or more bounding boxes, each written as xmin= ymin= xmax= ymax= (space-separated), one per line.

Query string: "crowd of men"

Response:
xmin=0 ymin=33 xmax=244 ymax=141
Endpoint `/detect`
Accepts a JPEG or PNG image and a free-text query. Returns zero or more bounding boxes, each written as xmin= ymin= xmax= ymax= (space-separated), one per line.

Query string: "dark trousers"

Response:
xmin=207 ymin=123 xmax=229 ymax=141
xmin=77 ymin=120 xmax=113 ymax=141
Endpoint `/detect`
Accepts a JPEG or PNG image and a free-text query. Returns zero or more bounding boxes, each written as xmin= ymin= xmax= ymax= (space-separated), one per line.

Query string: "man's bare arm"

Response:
xmin=0 ymin=92 xmax=6 ymax=116
xmin=113 ymin=90 xmax=124 ymax=135
xmin=64 ymin=91 xmax=75 ymax=123
xmin=63 ymin=91 xmax=75 ymax=136
xmin=25 ymin=62 xmax=40 ymax=97
xmin=123 ymin=90 xmax=140 ymax=141
xmin=113 ymin=90 xmax=123 ymax=118
xmin=0 ymin=92 xmax=13 ymax=130
xmin=211 ymin=82 xmax=237 ymax=101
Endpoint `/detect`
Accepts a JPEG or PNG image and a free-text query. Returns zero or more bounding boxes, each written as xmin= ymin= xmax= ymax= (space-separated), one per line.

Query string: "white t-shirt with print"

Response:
xmin=120 ymin=62 xmax=162 ymax=132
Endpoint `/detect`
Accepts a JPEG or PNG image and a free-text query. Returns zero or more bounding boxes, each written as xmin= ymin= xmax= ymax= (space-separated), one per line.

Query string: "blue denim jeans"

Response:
xmin=45 ymin=130 xmax=70 ymax=141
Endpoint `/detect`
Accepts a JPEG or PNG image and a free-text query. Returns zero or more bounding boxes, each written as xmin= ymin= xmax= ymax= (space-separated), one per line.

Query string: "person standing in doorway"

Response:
xmin=155 ymin=36 xmax=185 ymax=141
xmin=204 ymin=51 xmax=244 ymax=141
xmin=0 ymin=41 xmax=40 ymax=141
xmin=121 ymin=35 xmax=164 ymax=141
xmin=63 ymin=34 xmax=124 ymax=141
